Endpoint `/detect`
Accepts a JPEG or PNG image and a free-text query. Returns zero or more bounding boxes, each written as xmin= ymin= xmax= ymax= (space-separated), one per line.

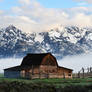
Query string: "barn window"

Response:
xmin=68 ymin=73 xmax=71 ymax=76
xmin=68 ymin=71 xmax=71 ymax=76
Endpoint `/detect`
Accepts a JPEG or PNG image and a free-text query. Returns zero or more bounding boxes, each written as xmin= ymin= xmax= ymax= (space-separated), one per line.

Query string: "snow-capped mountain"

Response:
xmin=0 ymin=25 xmax=92 ymax=59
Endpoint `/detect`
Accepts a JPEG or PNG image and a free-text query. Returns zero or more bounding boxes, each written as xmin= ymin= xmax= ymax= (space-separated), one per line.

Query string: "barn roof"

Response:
xmin=4 ymin=65 xmax=39 ymax=71
xmin=4 ymin=53 xmax=58 ymax=71
xmin=4 ymin=66 xmax=24 ymax=71
xmin=58 ymin=66 xmax=73 ymax=71
xmin=21 ymin=53 xmax=54 ymax=66
xmin=4 ymin=66 xmax=73 ymax=71
xmin=4 ymin=53 xmax=73 ymax=71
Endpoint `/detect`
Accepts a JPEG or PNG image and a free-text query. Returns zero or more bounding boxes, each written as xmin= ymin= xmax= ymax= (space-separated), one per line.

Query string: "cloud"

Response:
xmin=77 ymin=2 xmax=87 ymax=6
xmin=74 ymin=0 xmax=92 ymax=4
xmin=0 ymin=0 xmax=3 ymax=2
xmin=68 ymin=13 xmax=92 ymax=27
xmin=0 ymin=0 xmax=92 ymax=33
xmin=19 ymin=0 xmax=31 ymax=5
xmin=58 ymin=52 xmax=92 ymax=73
xmin=0 ymin=10 xmax=3 ymax=14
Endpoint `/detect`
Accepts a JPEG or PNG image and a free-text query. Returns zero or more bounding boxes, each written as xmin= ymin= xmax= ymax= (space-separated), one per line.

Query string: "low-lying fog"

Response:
xmin=0 ymin=53 xmax=92 ymax=73
xmin=0 ymin=58 xmax=22 ymax=73
xmin=58 ymin=53 xmax=92 ymax=73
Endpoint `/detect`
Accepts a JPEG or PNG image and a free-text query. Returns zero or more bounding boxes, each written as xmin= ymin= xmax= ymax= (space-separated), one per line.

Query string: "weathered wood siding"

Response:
xmin=41 ymin=54 xmax=58 ymax=66
xmin=58 ymin=68 xmax=72 ymax=78
xmin=20 ymin=65 xmax=72 ymax=79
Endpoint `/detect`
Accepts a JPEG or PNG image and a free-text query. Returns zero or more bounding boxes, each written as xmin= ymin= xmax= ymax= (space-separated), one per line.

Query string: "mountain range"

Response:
xmin=0 ymin=25 xmax=92 ymax=59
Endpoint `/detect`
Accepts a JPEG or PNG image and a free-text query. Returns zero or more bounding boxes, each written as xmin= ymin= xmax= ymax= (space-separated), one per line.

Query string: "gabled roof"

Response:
xmin=4 ymin=53 xmax=58 ymax=71
xmin=4 ymin=65 xmax=39 ymax=71
xmin=4 ymin=53 xmax=73 ymax=71
xmin=21 ymin=53 xmax=53 ymax=66
xmin=58 ymin=66 xmax=73 ymax=71
xmin=4 ymin=66 xmax=25 ymax=71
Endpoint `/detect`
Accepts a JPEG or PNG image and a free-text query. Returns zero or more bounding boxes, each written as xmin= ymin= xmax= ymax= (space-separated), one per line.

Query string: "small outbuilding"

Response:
xmin=4 ymin=53 xmax=73 ymax=79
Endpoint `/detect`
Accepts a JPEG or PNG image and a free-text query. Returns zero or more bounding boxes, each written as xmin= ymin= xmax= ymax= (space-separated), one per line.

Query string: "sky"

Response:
xmin=0 ymin=0 xmax=92 ymax=33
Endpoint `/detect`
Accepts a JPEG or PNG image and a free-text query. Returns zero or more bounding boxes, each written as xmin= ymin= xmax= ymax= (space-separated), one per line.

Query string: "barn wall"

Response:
xmin=20 ymin=66 xmax=58 ymax=79
xmin=58 ymin=68 xmax=72 ymax=78
xmin=42 ymin=55 xmax=58 ymax=66
xmin=20 ymin=66 xmax=72 ymax=79
xmin=4 ymin=67 xmax=72 ymax=79
xmin=40 ymin=65 xmax=57 ymax=73
xmin=4 ymin=70 xmax=20 ymax=78
xmin=21 ymin=65 xmax=58 ymax=74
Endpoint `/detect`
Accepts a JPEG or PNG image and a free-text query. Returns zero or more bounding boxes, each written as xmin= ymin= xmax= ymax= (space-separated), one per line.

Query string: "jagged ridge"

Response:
xmin=0 ymin=25 xmax=92 ymax=59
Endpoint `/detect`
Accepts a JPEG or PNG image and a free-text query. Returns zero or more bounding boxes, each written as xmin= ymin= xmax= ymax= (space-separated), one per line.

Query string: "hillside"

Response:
xmin=0 ymin=25 xmax=92 ymax=59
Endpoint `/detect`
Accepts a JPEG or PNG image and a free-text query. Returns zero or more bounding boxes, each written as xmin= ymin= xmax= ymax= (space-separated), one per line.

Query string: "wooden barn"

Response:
xmin=4 ymin=53 xmax=73 ymax=79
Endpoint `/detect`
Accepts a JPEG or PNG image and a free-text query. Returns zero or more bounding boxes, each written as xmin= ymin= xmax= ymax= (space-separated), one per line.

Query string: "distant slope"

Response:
xmin=0 ymin=25 xmax=92 ymax=59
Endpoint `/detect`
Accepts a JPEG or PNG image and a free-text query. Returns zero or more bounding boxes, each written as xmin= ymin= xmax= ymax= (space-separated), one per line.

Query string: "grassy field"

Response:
xmin=0 ymin=74 xmax=92 ymax=92
xmin=0 ymin=73 xmax=92 ymax=87
xmin=0 ymin=73 xmax=4 ymax=77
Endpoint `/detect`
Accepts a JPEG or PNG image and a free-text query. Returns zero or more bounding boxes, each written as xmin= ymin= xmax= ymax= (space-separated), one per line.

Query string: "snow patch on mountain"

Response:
xmin=35 ymin=33 xmax=44 ymax=43
xmin=0 ymin=25 xmax=92 ymax=59
xmin=49 ymin=30 xmax=61 ymax=38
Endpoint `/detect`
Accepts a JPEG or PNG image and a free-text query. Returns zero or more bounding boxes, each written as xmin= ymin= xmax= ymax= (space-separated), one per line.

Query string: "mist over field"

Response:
xmin=0 ymin=53 xmax=92 ymax=73
xmin=0 ymin=58 xmax=22 ymax=73
xmin=58 ymin=53 xmax=92 ymax=73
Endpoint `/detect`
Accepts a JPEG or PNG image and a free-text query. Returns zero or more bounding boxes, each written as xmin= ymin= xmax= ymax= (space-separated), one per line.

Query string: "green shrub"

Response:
xmin=0 ymin=79 xmax=92 ymax=92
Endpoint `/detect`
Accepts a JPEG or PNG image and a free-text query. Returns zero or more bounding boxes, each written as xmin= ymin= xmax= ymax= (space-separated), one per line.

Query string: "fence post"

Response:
xmin=87 ymin=67 xmax=90 ymax=74
xmin=90 ymin=67 xmax=92 ymax=73
xmin=78 ymin=71 xmax=80 ymax=78
xmin=47 ymin=65 xmax=49 ymax=79
xmin=63 ymin=71 xmax=65 ymax=79
xmin=30 ymin=73 xmax=32 ymax=79
xmin=32 ymin=65 xmax=34 ymax=79
xmin=39 ymin=66 xmax=41 ymax=79
xmin=82 ymin=67 xmax=85 ymax=78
